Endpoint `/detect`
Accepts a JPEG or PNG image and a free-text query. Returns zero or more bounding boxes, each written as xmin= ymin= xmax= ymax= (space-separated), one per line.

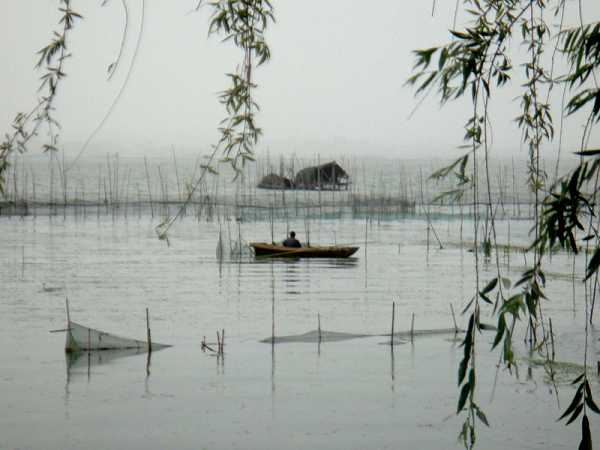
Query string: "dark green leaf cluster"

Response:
xmin=558 ymin=375 xmax=600 ymax=449
xmin=457 ymin=308 xmax=491 ymax=449
xmin=561 ymin=22 xmax=600 ymax=122
xmin=430 ymin=153 xmax=471 ymax=202
xmin=539 ymin=161 xmax=596 ymax=253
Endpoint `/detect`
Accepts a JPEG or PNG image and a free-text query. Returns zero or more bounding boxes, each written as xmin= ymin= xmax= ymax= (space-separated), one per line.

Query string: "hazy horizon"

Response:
xmin=1 ymin=1 xmax=599 ymax=165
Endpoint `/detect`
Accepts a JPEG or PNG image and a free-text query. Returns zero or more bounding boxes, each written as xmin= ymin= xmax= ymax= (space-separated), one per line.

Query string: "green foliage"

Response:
xmin=429 ymin=153 xmax=471 ymax=202
xmin=558 ymin=376 xmax=600 ymax=449
xmin=561 ymin=22 xmax=600 ymax=122
xmin=410 ymin=2 xmax=600 ymax=448
xmin=203 ymin=0 xmax=274 ymax=176
xmin=538 ymin=162 xmax=593 ymax=254
xmin=154 ymin=1 xmax=275 ymax=240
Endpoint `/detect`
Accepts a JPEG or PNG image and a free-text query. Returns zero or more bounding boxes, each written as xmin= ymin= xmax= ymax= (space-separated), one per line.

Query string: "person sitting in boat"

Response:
xmin=282 ymin=231 xmax=301 ymax=248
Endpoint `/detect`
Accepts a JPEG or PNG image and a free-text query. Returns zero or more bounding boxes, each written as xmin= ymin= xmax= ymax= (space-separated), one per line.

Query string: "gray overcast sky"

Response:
xmin=1 ymin=1 xmax=599 ymax=162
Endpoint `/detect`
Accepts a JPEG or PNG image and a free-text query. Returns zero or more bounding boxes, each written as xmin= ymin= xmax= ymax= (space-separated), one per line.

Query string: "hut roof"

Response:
xmin=294 ymin=161 xmax=349 ymax=186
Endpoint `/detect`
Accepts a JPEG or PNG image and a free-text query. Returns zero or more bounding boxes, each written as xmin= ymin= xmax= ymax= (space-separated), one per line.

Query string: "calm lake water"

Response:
xmin=1 ymin=209 xmax=599 ymax=449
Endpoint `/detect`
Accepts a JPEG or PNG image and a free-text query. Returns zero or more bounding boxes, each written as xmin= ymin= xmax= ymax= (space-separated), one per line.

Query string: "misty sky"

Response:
xmin=1 ymin=1 xmax=599 ymax=162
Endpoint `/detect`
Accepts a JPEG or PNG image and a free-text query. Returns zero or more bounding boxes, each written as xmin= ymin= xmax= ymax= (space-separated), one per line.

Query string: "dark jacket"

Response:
xmin=282 ymin=237 xmax=301 ymax=248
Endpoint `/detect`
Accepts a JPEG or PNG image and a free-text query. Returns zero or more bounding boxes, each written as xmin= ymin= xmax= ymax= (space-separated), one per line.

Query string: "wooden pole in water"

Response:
xmin=271 ymin=275 xmax=275 ymax=344
xmin=364 ymin=215 xmax=368 ymax=260
xmin=172 ymin=148 xmax=182 ymax=202
xmin=317 ymin=313 xmax=321 ymax=342
xmin=391 ymin=302 xmax=395 ymax=346
xmin=144 ymin=156 xmax=154 ymax=217
xmin=106 ymin=153 xmax=113 ymax=206
xmin=410 ymin=313 xmax=415 ymax=342
xmin=450 ymin=303 xmax=458 ymax=333
xmin=270 ymin=195 xmax=275 ymax=244
xmin=419 ymin=169 xmax=430 ymax=259
xmin=65 ymin=297 xmax=71 ymax=325
xmin=64 ymin=297 xmax=73 ymax=352
xmin=146 ymin=308 xmax=152 ymax=353
xmin=114 ymin=153 xmax=120 ymax=207
xmin=549 ymin=317 xmax=555 ymax=362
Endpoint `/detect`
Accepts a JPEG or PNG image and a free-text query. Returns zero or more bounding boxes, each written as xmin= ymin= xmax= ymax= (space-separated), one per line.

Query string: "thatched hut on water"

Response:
xmin=293 ymin=161 xmax=349 ymax=190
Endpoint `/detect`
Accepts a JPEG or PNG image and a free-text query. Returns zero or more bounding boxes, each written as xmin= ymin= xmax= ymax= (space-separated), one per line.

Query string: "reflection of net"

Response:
xmin=66 ymin=347 xmax=145 ymax=373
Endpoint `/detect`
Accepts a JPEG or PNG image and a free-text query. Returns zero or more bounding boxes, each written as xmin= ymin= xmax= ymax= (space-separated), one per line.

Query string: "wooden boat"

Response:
xmin=250 ymin=242 xmax=359 ymax=258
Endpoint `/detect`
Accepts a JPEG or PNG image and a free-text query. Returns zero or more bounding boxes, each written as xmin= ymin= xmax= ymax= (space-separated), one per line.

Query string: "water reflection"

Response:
xmin=390 ymin=346 xmax=395 ymax=389
xmin=65 ymin=348 xmax=149 ymax=379
xmin=283 ymin=261 xmax=300 ymax=295
xmin=3 ymin=213 xmax=591 ymax=450
xmin=249 ymin=256 xmax=359 ymax=269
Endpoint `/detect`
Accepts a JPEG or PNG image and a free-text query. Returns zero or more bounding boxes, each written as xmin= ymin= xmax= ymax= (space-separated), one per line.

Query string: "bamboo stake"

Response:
xmin=32 ymin=169 xmax=36 ymax=209
xmin=125 ymin=168 xmax=132 ymax=217
xmin=146 ymin=308 xmax=152 ymax=353
xmin=419 ymin=169 xmax=430 ymax=259
xmin=12 ymin=156 xmax=18 ymax=204
xmin=114 ymin=153 xmax=120 ymax=206
xmin=157 ymin=165 xmax=167 ymax=209
xmin=391 ymin=302 xmax=395 ymax=346
xmin=144 ymin=156 xmax=154 ymax=217
xmin=49 ymin=152 xmax=54 ymax=207
xmin=364 ymin=215 xmax=368 ymax=260
xmin=318 ymin=313 xmax=321 ymax=343
xmin=172 ymin=148 xmax=182 ymax=202
xmin=106 ymin=153 xmax=113 ymax=205
xmin=146 ymin=350 xmax=151 ymax=377
xmin=201 ymin=336 xmax=217 ymax=353
xmin=66 ymin=297 xmax=71 ymax=324
xmin=450 ymin=303 xmax=458 ymax=333
xmin=549 ymin=317 xmax=555 ymax=362
xmin=410 ymin=313 xmax=415 ymax=343
xmin=271 ymin=266 xmax=275 ymax=345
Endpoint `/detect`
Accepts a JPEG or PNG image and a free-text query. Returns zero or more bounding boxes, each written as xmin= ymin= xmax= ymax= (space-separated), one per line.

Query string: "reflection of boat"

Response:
xmin=250 ymin=243 xmax=359 ymax=258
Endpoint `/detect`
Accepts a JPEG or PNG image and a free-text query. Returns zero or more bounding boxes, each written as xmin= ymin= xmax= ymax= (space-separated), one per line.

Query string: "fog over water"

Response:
xmin=1 ymin=1 xmax=599 ymax=162
xmin=3 ymin=2 xmax=600 ymax=450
